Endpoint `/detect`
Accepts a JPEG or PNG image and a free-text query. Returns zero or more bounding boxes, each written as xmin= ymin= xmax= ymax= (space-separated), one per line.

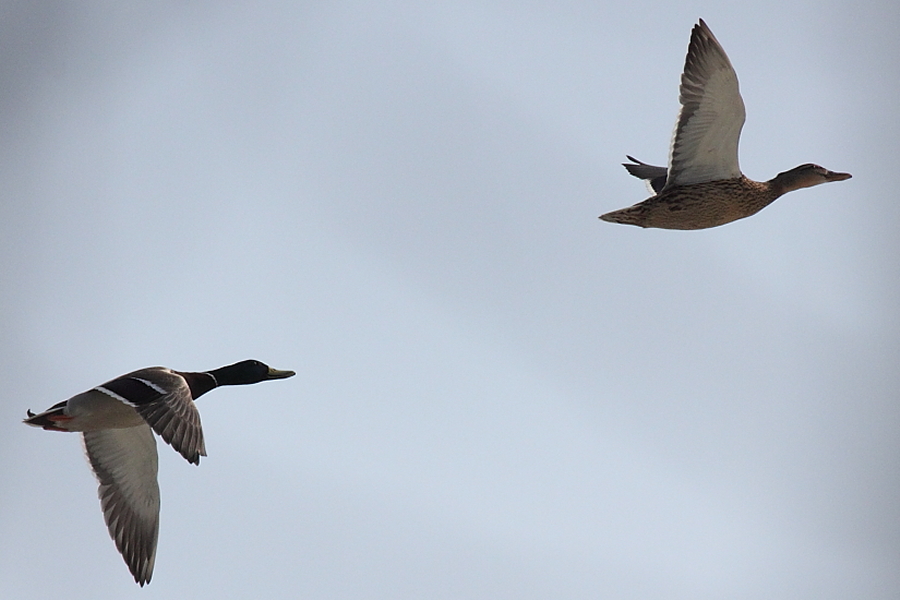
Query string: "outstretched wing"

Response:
xmin=95 ymin=367 xmax=206 ymax=464
xmin=83 ymin=426 xmax=160 ymax=586
xmin=666 ymin=19 xmax=745 ymax=188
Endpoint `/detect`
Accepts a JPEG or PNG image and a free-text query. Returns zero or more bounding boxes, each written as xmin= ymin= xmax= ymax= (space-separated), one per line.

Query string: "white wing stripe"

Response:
xmin=132 ymin=377 xmax=168 ymax=395
xmin=95 ymin=385 xmax=130 ymax=405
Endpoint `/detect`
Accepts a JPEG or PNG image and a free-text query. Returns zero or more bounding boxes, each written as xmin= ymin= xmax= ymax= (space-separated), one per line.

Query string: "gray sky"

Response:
xmin=1 ymin=1 xmax=898 ymax=598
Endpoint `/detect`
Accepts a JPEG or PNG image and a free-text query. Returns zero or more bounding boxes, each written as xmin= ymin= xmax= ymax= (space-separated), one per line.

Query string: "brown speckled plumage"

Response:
xmin=600 ymin=19 xmax=851 ymax=230
xmin=601 ymin=177 xmax=776 ymax=230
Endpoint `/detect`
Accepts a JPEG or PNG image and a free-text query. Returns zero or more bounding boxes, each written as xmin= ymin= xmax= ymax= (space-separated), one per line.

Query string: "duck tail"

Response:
xmin=599 ymin=206 xmax=648 ymax=227
xmin=23 ymin=404 xmax=71 ymax=431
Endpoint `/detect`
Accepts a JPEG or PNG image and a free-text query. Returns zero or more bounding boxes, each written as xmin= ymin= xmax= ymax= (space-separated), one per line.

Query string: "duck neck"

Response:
xmin=180 ymin=371 xmax=219 ymax=399
xmin=767 ymin=170 xmax=806 ymax=197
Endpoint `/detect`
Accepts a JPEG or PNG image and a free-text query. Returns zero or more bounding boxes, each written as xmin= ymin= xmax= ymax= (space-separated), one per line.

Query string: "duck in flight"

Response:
xmin=24 ymin=359 xmax=295 ymax=586
xmin=599 ymin=19 xmax=850 ymax=230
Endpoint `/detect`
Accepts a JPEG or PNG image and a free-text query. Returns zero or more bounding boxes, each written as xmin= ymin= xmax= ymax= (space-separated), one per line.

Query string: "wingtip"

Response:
xmin=134 ymin=568 xmax=153 ymax=586
xmin=691 ymin=18 xmax=718 ymax=45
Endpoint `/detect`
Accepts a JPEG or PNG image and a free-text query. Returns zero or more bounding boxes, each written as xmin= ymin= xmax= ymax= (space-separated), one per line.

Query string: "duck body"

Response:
xmin=602 ymin=162 xmax=851 ymax=229
xmin=600 ymin=19 xmax=850 ymax=230
xmin=602 ymin=175 xmax=774 ymax=229
xmin=24 ymin=360 xmax=295 ymax=586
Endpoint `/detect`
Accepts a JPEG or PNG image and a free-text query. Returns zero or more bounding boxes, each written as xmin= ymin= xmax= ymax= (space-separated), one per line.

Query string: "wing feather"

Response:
xmin=666 ymin=19 xmax=745 ymax=188
xmin=98 ymin=367 xmax=207 ymax=464
xmin=83 ymin=427 xmax=160 ymax=586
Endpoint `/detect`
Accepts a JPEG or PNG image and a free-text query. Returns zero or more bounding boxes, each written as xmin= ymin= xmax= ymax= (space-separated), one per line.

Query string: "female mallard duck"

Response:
xmin=24 ymin=359 xmax=295 ymax=586
xmin=600 ymin=19 xmax=850 ymax=229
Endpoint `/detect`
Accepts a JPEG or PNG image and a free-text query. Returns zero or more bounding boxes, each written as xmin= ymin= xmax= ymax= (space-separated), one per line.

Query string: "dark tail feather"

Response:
xmin=23 ymin=401 xmax=69 ymax=431
xmin=623 ymin=156 xmax=668 ymax=193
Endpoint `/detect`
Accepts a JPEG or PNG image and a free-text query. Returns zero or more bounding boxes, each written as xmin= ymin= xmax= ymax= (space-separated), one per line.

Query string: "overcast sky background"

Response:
xmin=1 ymin=1 xmax=898 ymax=598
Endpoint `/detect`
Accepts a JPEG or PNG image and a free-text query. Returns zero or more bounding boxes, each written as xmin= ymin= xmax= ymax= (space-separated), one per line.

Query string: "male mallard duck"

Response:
xmin=24 ymin=359 xmax=295 ymax=586
xmin=600 ymin=19 xmax=851 ymax=229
